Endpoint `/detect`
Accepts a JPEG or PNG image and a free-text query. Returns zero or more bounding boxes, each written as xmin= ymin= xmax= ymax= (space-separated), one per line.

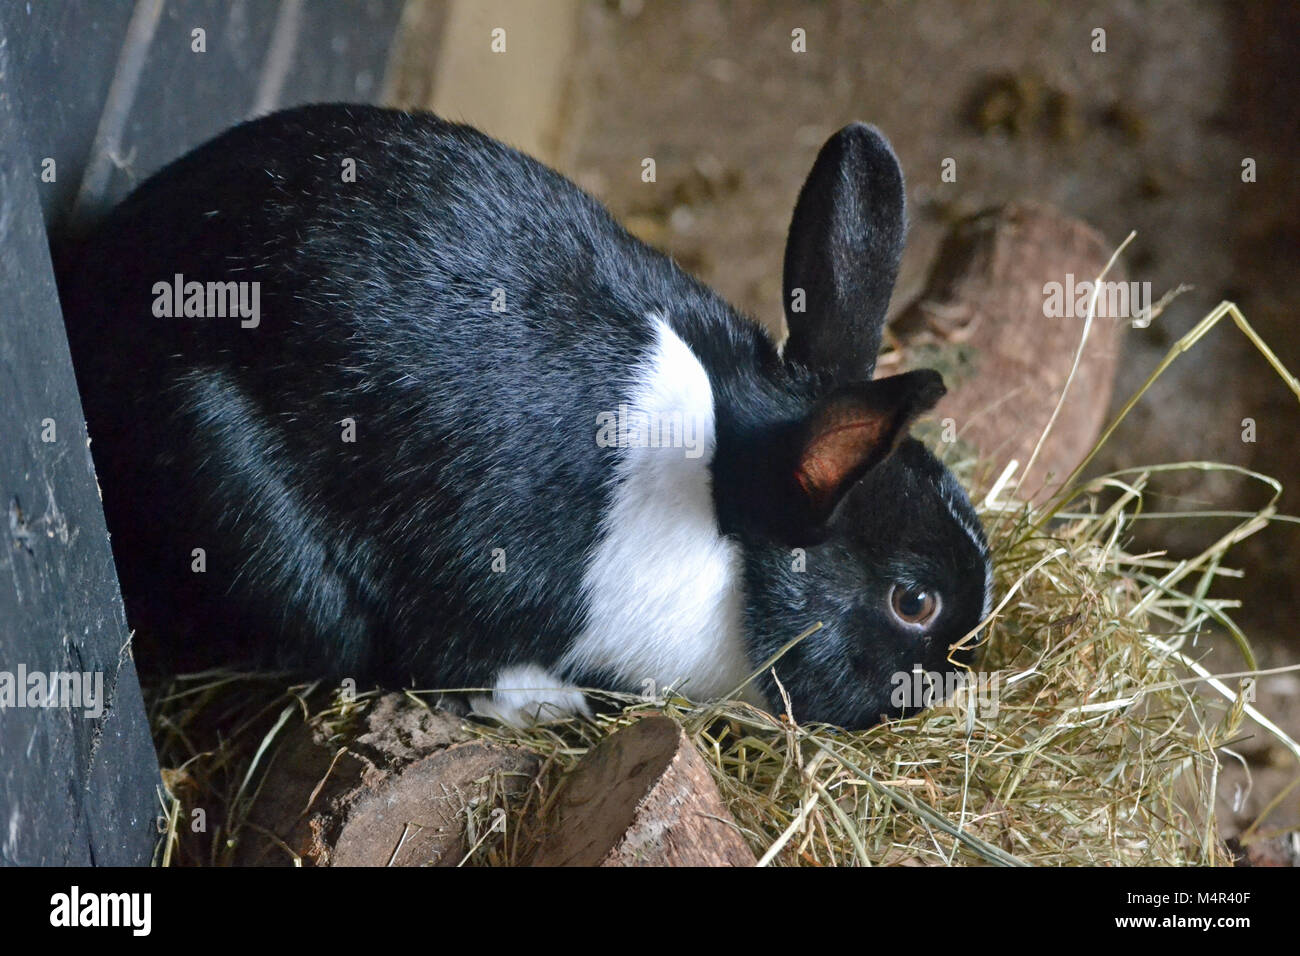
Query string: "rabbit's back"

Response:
xmin=60 ymin=105 xmax=756 ymax=685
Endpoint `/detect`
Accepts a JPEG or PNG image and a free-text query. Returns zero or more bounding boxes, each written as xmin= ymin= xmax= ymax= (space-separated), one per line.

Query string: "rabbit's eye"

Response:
xmin=889 ymin=585 xmax=941 ymax=627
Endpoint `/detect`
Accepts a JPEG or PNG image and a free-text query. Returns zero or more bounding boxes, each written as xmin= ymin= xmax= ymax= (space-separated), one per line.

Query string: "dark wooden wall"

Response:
xmin=0 ymin=0 xmax=404 ymax=866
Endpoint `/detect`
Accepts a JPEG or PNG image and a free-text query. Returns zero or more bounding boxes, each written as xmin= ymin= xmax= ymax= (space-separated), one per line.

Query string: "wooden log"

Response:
xmin=1229 ymin=834 xmax=1300 ymax=867
xmin=530 ymin=716 xmax=756 ymax=867
xmin=0 ymin=47 xmax=160 ymax=865
xmin=236 ymin=693 xmax=539 ymax=866
xmin=882 ymin=202 xmax=1123 ymax=494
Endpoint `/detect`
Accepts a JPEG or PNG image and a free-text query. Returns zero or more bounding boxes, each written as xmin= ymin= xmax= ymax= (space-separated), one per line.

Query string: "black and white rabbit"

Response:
xmin=57 ymin=104 xmax=992 ymax=729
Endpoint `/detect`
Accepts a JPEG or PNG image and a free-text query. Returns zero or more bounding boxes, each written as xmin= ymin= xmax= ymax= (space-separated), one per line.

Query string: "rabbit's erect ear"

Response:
xmin=782 ymin=124 xmax=906 ymax=383
xmin=778 ymin=370 xmax=944 ymax=541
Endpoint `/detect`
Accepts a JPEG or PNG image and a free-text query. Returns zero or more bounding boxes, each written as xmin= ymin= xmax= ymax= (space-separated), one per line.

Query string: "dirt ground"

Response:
xmin=398 ymin=0 xmax=1299 ymax=839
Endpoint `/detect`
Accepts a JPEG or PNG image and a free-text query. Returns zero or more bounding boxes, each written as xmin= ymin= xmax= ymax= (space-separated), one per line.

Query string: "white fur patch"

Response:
xmin=561 ymin=316 xmax=753 ymax=702
xmin=469 ymin=664 xmax=591 ymax=726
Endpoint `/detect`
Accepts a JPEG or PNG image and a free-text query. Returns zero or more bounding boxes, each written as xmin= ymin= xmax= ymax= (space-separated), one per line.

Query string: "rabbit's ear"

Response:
xmin=778 ymin=370 xmax=944 ymax=540
xmin=782 ymin=124 xmax=906 ymax=383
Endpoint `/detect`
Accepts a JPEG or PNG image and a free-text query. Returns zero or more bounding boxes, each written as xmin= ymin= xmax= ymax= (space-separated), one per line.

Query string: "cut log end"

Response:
xmin=531 ymin=716 xmax=757 ymax=867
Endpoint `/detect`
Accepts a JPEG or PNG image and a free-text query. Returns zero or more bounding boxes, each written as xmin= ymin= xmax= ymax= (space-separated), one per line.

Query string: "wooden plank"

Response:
xmin=275 ymin=0 xmax=405 ymax=110
xmin=0 ymin=0 xmax=136 ymax=229
xmin=57 ymin=0 xmax=402 ymax=228
xmin=4 ymin=0 xmax=405 ymax=233
xmin=80 ymin=0 xmax=278 ymax=219
xmin=422 ymin=0 xmax=581 ymax=167
xmin=0 ymin=26 xmax=160 ymax=865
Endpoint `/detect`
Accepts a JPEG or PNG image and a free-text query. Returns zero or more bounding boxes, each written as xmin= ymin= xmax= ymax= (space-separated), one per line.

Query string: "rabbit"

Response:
xmin=56 ymin=104 xmax=992 ymax=730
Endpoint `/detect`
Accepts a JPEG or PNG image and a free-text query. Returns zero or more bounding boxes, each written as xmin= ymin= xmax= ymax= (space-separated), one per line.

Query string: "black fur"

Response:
xmin=781 ymin=123 xmax=906 ymax=384
xmin=55 ymin=104 xmax=989 ymax=728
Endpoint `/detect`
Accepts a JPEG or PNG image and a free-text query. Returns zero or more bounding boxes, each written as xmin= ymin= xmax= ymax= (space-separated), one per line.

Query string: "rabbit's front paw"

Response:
xmin=469 ymin=664 xmax=591 ymax=727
